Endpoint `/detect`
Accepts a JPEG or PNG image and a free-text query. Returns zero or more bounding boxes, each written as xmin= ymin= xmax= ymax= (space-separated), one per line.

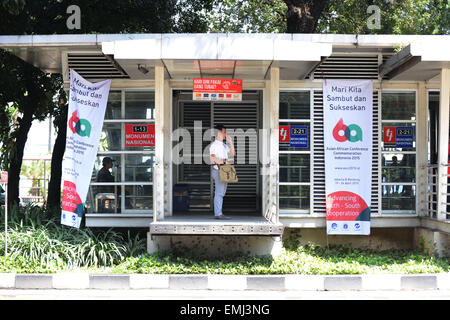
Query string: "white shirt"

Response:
xmin=210 ymin=139 xmax=231 ymax=170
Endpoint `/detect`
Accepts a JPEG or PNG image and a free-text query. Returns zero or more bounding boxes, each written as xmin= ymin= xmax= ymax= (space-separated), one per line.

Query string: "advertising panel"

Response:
xmin=323 ymin=80 xmax=373 ymax=235
xmin=193 ymin=78 xmax=242 ymax=101
xmin=61 ymin=69 xmax=111 ymax=229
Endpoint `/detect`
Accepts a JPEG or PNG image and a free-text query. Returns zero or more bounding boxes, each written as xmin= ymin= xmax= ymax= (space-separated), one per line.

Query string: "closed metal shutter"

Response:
xmin=213 ymin=102 xmax=260 ymax=213
xmin=178 ymin=102 xmax=211 ymax=210
xmin=178 ymin=101 xmax=260 ymax=214
xmin=312 ymin=90 xmax=380 ymax=215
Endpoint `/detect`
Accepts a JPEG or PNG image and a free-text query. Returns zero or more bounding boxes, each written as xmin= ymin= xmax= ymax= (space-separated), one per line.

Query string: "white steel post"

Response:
xmin=154 ymin=63 xmax=170 ymax=221
xmin=417 ymin=82 xmax=428 ymax=216
xmin=269 ymin=66 xmax=280 ymax=223
xmin=438 ymin=68 xmax=450 ymax=221
xmin=4 ymin=181 xmax=7 ymax=256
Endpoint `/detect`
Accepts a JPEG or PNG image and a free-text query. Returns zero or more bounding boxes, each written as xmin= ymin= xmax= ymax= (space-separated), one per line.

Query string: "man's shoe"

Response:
xmin=215 ymin=215 xmax=231 ymax=220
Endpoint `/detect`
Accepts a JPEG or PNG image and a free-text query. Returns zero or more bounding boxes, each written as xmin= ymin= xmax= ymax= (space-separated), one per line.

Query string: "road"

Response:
xmin=0 ymin=289 xmax=449 ymax=300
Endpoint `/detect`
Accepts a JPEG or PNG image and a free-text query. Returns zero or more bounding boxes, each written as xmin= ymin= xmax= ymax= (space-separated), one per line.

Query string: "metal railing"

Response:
xmin=19 ymin=158 xmax=51 ymax=206
xmin=426 ymin=164 xmax=450 ymax=221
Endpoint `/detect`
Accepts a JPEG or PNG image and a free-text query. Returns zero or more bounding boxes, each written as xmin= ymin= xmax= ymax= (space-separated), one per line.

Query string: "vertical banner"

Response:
xmin=323 ymin=80 xmax=373 ymax=235
xmin=61 ymin=69 xmax=111 ymax=228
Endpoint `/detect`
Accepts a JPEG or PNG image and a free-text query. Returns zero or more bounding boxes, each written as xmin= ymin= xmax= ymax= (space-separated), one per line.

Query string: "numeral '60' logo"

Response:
xmin=332 ymin=118 xmax=362 ymax=142
xmin=69 ymin=111 xmax=92 ymax=137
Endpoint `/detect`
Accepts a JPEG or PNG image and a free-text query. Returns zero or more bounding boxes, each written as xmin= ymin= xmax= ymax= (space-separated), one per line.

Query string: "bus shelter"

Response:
xmin=1 ymin=34 xmax=449 ymax=256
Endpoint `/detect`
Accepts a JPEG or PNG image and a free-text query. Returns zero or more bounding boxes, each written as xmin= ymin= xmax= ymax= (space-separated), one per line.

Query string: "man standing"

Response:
xmin=210 ymin=124 xmax=236 ymax=220
xmin=97 ymin=157 xmax=115 ymax=184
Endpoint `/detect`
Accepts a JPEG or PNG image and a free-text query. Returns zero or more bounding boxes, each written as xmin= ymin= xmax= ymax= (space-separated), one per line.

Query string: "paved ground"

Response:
xmin=0 ymin=288 xmax=449 ymax=300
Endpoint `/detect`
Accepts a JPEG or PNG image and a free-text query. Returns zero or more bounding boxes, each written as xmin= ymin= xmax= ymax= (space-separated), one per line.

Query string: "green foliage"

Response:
xmin=319 ymin=0 xmax=449 ymax=34
xmin=111 ymin=243 xmax=449 ymax=275
xmin=208 ymin=0 xmax=287 ymax=33
xmin=0 ymin=205 xmax=146 ymax=271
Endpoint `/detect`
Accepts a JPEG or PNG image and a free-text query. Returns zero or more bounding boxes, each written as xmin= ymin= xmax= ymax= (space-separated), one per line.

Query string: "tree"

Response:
xmin=283 ymin=0 xmax=329 ymax=33
xmin=46 ymin=95 xmax=67 ymax=208
xmin=207 ymin=0 xmax=449 ymax=34
xmin=0 ymin=50 xmax=61 ymax=207
xmin=317 ymin=0 xmax=449 ymax=35
xmin=209 ymin=0 xmax=287 ymax=33
xmin=0 ymin=0 xmax=215 ymax=212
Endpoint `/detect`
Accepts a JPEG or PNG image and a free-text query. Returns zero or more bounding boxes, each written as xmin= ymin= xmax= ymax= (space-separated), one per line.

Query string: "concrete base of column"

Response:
xmin=147 ymin=233 xmax=283 ymax=257
xmin=414 ymin=228 xmax=450 ymax=258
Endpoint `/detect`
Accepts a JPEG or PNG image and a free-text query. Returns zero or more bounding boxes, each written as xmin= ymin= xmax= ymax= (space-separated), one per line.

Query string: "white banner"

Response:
xmin=323 ymin=80 xmax=373 ymax=235
xmin=61 ymin=70 xmax=111 ymax=228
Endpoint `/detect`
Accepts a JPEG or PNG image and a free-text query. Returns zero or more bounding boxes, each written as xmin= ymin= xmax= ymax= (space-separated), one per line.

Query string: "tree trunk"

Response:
xmin=47 ymin=104 xmax=68 ymax=209
xmin=283 ymin=0 xmax=329 ymax=33
xmin=7 ymin=101 xmax=33 ymax=207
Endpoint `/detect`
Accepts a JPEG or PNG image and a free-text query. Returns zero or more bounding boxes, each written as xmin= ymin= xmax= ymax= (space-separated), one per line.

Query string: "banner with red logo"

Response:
xmin=61 ymin=69 xmax=111 ymax=228
xmin=323 ymin=80 xmax=373 ymax=235
xmin=193 ymin=78 xmax=242 ymax=101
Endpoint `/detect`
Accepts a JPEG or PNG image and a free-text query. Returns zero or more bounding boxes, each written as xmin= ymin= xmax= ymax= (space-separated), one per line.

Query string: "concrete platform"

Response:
xmin=149 ymin=215 xmax=284 ymax=236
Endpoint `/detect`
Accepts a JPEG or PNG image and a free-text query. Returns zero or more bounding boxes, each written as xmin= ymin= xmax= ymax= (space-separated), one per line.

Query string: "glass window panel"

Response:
xmin=86 ymin=185 xmax=121 ymax=213
xmin=381 ymin=123 xmax=416 ymax=151
xmin=279 ymin=91 xmax=310 ymax=119
xmin=104 ymin=91 xmax=122 ymax=120
xmin=99 ymin=123 xmax=122 ymax=152
xmin=125 ymin=154 xmax=154 ymax=182
xmin=279 ymin=154 xmax=310 ymax=183
xmin=125 ymin=185 xmax=153 ymax=210
xmin=125 ymin=91 xmax=155 ymax=120
xmin=382 ymin=185 xmax=416 ymax=211
xmin=382 ymin=154 xmax=415 ymax=183
xmin=382 ymin=92 xmax=415 ymax=120
xmin=279 ymin=122 xmax=310 ymax=151
xmin=93 ymin=155 xmax=122 ymax=182
xmin=279 ymin=185 xmax=310 ymax=210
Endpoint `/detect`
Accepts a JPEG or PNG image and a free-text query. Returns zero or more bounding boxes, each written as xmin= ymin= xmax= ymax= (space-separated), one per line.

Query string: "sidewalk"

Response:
xmin=0 ymin=273 xmax=448 ymax=291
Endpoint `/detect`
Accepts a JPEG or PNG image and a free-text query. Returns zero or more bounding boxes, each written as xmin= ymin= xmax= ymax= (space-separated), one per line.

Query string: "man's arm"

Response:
xmin=226 ymin=135 xmax=236 ymax=158
xmin=210 ymin=154 xmax=225 ymax=165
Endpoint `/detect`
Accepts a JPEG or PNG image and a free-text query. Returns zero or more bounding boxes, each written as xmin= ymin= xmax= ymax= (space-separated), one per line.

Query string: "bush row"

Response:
xmin=0 ymin=205 xmax=449 ymax=274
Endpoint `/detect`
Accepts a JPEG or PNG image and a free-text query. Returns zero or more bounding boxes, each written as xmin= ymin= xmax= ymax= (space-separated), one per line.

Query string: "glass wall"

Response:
xmin=279 ymin=91 xmax=311 ymax=213
xmin=381 ymin=91 xmax=416 ymax=213
xmin=85 ymin=90 xmax=155 ymax=214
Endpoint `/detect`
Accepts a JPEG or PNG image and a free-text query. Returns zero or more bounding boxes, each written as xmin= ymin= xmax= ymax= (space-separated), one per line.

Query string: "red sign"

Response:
xmin=0 ymin=171 xmax=7 ymax=183
xmin=193 ymin=78 xmax=242 ymax=101
xmin=383 ymin=126 xmax=396 ymax=143
xmin=279 ymin=126 xmax=290 ymax=143
xmin=125 ymin=124 xmax=155 ymax=147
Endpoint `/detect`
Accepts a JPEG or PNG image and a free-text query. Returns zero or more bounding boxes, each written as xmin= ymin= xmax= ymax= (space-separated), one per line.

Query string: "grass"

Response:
xmin=109 ymin=243 xmax=450 ymax=275
xmin=0 ymin=204 xmax=449 ymax=274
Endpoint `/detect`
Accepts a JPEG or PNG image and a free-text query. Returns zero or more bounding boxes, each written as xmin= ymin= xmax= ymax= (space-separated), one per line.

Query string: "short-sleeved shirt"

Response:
xmin=210 ymin=139 xmax=230 ymax=170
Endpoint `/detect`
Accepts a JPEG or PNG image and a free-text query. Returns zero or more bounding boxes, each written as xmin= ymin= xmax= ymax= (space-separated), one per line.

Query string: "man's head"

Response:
xmin=102 ymin=157 xmax=114 ymax=169
xmin=215 ymin=123 xmax=226 ymax=141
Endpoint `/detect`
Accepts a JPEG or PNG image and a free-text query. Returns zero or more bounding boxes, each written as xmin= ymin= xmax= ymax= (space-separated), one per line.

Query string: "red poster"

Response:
xmin=125 ymin=124 xmax=155 ymax=147
xmin=193 ymin=78 xmax=242 ymax=101
xmin=279 ymin=126 xmax=290 ymax=143
xmin=0 ymin=171 xmax=7 ymax=183
xmin=383 ymin=126 xmax=396 ymax=143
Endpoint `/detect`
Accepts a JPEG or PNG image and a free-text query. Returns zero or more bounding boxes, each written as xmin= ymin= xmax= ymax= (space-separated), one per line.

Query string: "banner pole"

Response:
xmin=4 ymin=182 xmax=7 ymax=256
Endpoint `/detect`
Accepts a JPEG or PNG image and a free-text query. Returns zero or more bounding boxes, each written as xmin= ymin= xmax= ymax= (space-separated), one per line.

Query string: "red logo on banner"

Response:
xmin=125 ymin=124 xmax=155 ymax=147
xmin=61 ymin=181 xmax=83 ymax=216
xmin=383 ymin=127 xmax=396 ymax=143
xmin=326 ymin=191 xmax=369 ymax=221
xmin=279 ymin=126 xmax=290 ymax=143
